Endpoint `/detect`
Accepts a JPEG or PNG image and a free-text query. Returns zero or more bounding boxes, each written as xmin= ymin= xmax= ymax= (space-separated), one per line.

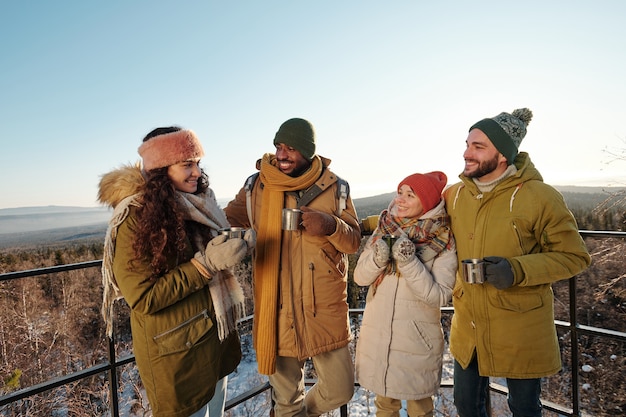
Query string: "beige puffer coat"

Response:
xmin=354 ymin=200 xmax=457 ymax=400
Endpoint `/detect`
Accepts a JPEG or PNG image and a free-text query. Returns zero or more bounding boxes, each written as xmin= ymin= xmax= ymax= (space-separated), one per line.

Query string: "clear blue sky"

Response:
xmin=1 ymin=1 xmax=625 ymax=209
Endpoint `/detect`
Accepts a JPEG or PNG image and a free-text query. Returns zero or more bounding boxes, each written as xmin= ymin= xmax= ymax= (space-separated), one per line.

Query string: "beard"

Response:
xmin=464 ymin=154 xmax=500 ymax=179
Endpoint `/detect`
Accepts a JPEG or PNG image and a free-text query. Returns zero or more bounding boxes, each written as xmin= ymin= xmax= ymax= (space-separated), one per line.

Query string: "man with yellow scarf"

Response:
xmin=225 ymin=118 xmax=362 ymax=417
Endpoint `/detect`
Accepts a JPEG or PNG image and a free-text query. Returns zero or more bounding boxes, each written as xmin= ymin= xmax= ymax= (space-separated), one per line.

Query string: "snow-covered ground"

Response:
xmin=225 ymin=326 xmax=459 ymax=417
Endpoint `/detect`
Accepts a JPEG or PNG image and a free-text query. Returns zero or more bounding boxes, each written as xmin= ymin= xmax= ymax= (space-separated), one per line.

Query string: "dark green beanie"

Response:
xmin=273 ymin=118 xmax=316 ymax=161
xmin=469 ymin=108 xmax=533 ymax=165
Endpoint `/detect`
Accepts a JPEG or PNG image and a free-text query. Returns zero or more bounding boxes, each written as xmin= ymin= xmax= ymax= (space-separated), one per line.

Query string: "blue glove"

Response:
xmin=484 ymin=256 xmax=515 ymax=289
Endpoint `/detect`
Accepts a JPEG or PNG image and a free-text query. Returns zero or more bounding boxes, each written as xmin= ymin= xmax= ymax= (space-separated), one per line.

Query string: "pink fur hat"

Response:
xmin=138 ymin=129 xmax=205 ymax=171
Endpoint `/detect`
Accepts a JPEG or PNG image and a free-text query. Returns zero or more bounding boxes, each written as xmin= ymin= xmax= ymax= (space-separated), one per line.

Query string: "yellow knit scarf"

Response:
xmin=254 ymin=153 xmax=323 ymax=375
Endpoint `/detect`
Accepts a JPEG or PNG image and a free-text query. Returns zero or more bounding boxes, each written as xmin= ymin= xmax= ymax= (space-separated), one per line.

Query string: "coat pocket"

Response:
xmin=411 ymin=320 xmax=434 ymax=351
xmin=320 ymin=248 xmax=347 ymax=278
xmin=153 ymin=309 xmax=214 ymax=355
xmin=494 ymin=292 xmax=543 ymax=313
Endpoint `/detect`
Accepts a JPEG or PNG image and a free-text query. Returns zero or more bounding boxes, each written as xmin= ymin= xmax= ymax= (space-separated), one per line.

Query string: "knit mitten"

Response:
xmin=373 ymin=239 xmax=390 ymax=268
xmin=392 ymin=236 xmax=416 ymax=267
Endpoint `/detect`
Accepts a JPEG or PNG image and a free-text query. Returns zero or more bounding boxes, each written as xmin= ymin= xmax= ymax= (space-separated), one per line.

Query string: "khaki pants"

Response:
xmin=268 ymin=346 xmax=354 ymax=417
xmin=374 ymin=395 xmax=434 ymax=417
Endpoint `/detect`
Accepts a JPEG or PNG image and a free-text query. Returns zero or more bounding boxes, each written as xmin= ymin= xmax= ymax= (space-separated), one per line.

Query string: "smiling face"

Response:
xmin=463 ymin=129 xmax=509 ymax=182
xmin=167 ymin=159 xmax=202 ymax=193
xmin=275 ymin=143 xmax=311 ymax=177
xmin=394 ymin=184 xmax=424 ymax=218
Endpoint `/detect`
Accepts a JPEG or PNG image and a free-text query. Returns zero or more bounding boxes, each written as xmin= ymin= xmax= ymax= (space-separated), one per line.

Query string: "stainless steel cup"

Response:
xmin=219 ymin=227 xmax=247 ymax=239
xmin=462 ymin=258 xmax=485 ymax=283
xmin=282 ymin=208 xmax=302 ymax=231
xmin=382 ymin=234 xmax=398 ymax=272
xmin=381 ymin=234 xmax=398 ymax=252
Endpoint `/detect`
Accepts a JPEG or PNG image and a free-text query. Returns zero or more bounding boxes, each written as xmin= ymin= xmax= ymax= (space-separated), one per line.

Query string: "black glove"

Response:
xmin=484 ymin=256 xmax=515 ymax=289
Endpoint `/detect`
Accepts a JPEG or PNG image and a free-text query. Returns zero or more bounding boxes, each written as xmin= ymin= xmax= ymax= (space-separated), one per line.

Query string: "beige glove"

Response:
xmin=373 ymin=239 xmax=390 ymax=268
xmin=243 ymin=228 xmax=256 ymax=253
xmin=194 ymin=235 xmax=247 ymax=276
xmin=392 ymin=236 xmax=416 ymax=267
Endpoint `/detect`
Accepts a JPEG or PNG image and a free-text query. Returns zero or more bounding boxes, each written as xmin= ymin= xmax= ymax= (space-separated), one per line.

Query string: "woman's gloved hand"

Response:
xmin=373 ymin=239 xmax=390 ymax=268
xmin=193 ymin=235 xmax=247 ymax=277
xmin=392 ymin=236 xmax=416 ymax=267
xmin=243 ymin=228 xmax=256 ymax=253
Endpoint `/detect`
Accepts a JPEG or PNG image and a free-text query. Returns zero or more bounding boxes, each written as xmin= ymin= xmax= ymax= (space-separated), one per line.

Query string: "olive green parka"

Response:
xmin=100 ymin=165 xmax=241 ymax=417
xmin=443 ymin=153 xmax=591 ymax=378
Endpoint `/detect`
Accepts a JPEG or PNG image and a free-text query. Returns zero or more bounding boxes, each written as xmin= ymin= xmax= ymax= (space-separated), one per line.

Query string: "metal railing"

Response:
xmin=1 ymin=230 xmax=625 ymax=416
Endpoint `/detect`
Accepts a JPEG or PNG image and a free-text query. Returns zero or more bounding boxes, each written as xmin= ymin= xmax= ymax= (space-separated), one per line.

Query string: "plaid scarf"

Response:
xmin=371 ymin=201 xmax=454 ymax=283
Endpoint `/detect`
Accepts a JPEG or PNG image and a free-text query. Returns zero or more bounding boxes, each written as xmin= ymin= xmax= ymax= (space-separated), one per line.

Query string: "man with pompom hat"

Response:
xmin=444 ymin=108 xmax=591 ymax=416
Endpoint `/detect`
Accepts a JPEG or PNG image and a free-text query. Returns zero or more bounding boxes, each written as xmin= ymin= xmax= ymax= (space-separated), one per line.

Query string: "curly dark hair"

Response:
xmin=132 ymin=126 xmax=210 ymax=280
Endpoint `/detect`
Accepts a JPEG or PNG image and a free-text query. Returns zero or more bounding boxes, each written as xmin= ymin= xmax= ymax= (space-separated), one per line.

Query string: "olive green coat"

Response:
xmin=113 ymin=210 xmax=241 ymax=417
xmin=443 ymin=153 xmax=591 ymax=378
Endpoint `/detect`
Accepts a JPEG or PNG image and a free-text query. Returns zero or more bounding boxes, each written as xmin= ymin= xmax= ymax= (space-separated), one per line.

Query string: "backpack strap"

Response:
xmin=336 ymin=176 xmax=349 ymax=217
xmin=244 ymin=172 xmax=259 ymax=226
xmin=296 ymin=175 xmax=349 ymax=216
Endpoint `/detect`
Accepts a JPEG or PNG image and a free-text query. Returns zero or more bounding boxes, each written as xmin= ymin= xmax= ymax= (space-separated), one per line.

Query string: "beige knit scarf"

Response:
xmin=254 ymin=153 xmax=323 ymax=375
xmin=101 ymin=190 xmax=245 ymax=342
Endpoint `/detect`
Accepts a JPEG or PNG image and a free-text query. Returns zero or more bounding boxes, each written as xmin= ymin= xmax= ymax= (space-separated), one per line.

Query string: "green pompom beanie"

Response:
xmin=469 ymin=108 xmax=533 ymax=165
xmin=273 ymin=118 xmax=316 ymax=161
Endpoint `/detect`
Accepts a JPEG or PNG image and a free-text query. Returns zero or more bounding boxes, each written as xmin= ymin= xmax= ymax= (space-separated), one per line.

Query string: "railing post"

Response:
xmin=569 ymin=276 xmax=580 ymax=416
xmin=107 ymin=332 xmax=121 ymax=417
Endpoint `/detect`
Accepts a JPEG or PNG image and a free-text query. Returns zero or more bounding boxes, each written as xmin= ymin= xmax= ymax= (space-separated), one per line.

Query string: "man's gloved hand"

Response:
xmin=243 ymin=228 xmax=256 ymax=253
xmin=203 ymin=234 xmax=247 ymax=273
xmin=300 ymin=206 xmax=337 ymax=236
xmin=373 ymin=239 xmax=390 ymax=268
xmin=484 ymin=256 xmax=515 ymax=289
xmin=392 ymin=236 xmax=416 ymax=267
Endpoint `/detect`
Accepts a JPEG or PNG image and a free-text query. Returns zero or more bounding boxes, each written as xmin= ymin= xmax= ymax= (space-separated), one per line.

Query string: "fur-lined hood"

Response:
xmin=97 ymin=162 xmax=145 ymax=208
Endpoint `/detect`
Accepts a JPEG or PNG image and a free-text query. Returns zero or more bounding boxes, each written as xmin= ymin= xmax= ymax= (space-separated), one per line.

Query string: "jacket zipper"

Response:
xmin=152 ymin=309 xmax=209 ymax=341
xmin=511 ymin=221 xmax=526 ymax=255
xmin=309 ymin=262 xmax=316 ymax=317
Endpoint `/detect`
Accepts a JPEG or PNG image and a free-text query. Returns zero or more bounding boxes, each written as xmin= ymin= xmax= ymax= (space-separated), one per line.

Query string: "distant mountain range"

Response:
xmin=0 ymin=185 xmax=623 ymax=249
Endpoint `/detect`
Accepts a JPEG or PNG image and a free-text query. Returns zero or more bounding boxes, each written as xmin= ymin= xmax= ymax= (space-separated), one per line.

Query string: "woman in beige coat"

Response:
xmin=355 ymin=172 xmax=457 ymax=417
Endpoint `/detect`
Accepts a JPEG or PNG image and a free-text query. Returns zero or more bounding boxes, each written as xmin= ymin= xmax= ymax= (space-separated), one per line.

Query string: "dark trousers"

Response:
xmin=453 ymin=357 xmax=543 ymax=417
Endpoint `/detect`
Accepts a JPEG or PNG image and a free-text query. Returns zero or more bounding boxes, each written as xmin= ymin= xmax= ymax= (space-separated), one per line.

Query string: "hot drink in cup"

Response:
xmin=461 ymin=258 xmax=485 ymax=284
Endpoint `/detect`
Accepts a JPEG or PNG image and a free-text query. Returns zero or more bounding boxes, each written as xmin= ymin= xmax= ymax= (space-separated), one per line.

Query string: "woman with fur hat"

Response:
xmin=354 ymin=172 xmax=457 ymax=417
xmin=98 ymin=126 xmax=254 ymax=417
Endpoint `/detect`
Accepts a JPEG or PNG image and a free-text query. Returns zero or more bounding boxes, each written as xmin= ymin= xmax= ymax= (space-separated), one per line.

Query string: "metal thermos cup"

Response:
xmin=462 ymin=258 xmax=485 ymax=284
xmin=219 ymin=227 xmax=247 ymax=239
xmin=282 ymin=208 xmax=302 ymax=231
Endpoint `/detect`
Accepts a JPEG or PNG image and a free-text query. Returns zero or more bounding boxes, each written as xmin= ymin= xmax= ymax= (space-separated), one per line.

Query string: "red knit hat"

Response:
xmin=398 ymin=171 xmax=447 ymax=213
